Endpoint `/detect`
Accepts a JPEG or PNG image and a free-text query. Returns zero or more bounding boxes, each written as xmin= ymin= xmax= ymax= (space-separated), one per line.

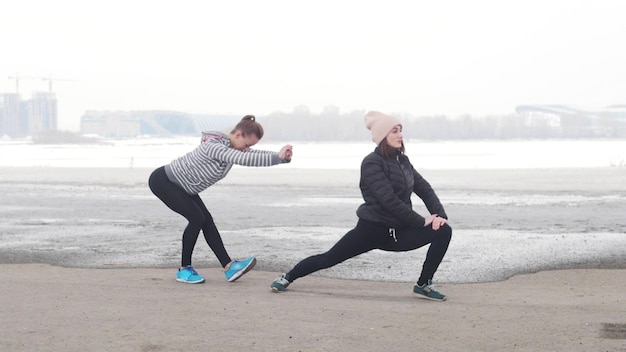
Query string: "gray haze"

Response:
xmin=2 ymin=0 xmax=626 ymax=131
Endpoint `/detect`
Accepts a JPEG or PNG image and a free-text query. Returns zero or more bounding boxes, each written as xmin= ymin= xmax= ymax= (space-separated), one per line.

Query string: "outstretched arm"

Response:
xmin=248 ymin=144 xmax=293 ymax=163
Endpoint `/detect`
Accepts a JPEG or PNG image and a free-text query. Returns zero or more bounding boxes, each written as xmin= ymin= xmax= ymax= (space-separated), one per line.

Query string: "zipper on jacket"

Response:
xmin=396 ymin=153 xmax=409 ymax=190
xmin=389 ymin=228 xmax=397 ymax=242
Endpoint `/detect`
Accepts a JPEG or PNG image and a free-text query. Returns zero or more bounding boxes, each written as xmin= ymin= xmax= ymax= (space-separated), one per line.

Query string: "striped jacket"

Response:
xmin=164 ymin=131 xmax=286 ymax=195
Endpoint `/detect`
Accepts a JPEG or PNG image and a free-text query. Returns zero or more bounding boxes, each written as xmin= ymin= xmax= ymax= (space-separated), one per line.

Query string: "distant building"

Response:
xmin=80 ymin=110 xmax=242 ymax=138
xmin=27 ymin=92 xmax=57 ymax=134
xmin=515 ymin=105 xmax=626 ymax=137
xmin=0 ymin=92 xmax=57 ymax=137
xmin=516 ymin=104 xmax=626 ymax=119
xmin=0 ymin=93 xmax=20 ymax=137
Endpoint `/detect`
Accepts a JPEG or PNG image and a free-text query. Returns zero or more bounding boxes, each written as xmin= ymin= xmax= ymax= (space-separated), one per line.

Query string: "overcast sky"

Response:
xmin=2 ymin=0 xmax=625 ymax=131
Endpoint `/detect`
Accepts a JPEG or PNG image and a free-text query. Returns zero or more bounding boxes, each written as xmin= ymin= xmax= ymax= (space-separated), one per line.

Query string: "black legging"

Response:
xmin=148 ymin=166 xmax=231 ymax=268
xmin=286 ymin=219 xmax=452 ymax=285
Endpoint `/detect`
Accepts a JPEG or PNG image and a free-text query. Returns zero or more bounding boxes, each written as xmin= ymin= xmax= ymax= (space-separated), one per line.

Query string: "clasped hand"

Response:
xmin=279 ymin=145 xmax=293 ymax=161
xmin=424 ymin=214 xmax=446 ymax=230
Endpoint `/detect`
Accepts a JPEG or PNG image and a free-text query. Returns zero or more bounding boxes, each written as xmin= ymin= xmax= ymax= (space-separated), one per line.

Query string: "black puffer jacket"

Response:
xmin=356 ymin=148 xmax=447 ymax=229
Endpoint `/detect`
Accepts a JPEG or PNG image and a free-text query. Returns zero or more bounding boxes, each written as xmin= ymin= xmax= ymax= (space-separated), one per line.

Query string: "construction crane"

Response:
xmin=7 ymin=74 xmax=39 ymax=94
xmin=7 ymin=75 xmax=18 ymax=94
xmin=41 ymin=75 xmax=76 ymax=93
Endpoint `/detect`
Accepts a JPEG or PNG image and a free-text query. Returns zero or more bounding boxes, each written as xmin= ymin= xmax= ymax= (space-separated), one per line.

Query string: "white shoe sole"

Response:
xmin=176 ymin=278 xmax=205 ymax=284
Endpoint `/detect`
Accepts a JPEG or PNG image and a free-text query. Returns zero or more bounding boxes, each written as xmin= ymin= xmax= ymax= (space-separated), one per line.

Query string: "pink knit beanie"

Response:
xmin=364 ymin=111 xmax=402 ymax=145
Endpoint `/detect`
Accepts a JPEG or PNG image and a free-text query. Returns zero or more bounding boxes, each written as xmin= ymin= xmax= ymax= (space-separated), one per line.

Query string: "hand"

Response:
xmin=424 ymin=214 xmax=446 ymax=230
xmin=279 ymin=144 xmax=293 ymax=161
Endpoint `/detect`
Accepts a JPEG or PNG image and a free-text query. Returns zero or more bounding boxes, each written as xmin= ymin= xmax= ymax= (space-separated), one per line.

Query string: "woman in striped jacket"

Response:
xmin=149 ymin=115 xmax=293 ymax=284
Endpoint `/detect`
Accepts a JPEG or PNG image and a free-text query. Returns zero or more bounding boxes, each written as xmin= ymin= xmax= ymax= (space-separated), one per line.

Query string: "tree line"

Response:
xmin=260 ymin=108 xmax=626 ymax=142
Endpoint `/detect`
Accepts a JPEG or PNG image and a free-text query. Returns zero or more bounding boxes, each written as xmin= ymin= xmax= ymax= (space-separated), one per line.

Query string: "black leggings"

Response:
xmin=287 ymin=219 xmax=452 ymax=285
xmin=148 ymin=166 xmax=231 ymax=268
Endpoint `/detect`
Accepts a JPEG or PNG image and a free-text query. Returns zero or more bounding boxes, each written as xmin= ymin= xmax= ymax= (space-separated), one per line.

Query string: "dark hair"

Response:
xmin=379 ymin=139 xmax=405 ymax=159
xmin=231 ymin=115 xmax=264 ymax=139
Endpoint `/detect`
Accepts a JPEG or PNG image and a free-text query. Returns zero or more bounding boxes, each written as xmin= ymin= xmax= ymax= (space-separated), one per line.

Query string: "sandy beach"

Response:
xmin=1 ymin=165 xmax=625 ymax=351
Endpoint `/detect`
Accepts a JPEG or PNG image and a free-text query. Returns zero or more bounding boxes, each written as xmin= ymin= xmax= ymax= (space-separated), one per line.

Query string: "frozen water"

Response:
xmin=1 ymin=138 xmax=625 ymax=169
xmin=0 ymin=139 xmax=625 ymax=283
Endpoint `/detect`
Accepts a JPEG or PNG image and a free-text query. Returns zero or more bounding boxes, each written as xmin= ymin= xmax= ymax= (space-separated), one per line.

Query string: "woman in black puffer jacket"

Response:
xmin=271 ymin=111 xmax=452 ymax=301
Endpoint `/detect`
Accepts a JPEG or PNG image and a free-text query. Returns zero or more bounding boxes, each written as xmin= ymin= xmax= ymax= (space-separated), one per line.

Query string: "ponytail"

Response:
xmin=231 ymin=115 xmax=264 ymax=139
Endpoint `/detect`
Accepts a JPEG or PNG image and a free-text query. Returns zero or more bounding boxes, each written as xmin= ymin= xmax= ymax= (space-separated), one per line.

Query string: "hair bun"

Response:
xmin=242 ymin=115 xmax=255 ymax=122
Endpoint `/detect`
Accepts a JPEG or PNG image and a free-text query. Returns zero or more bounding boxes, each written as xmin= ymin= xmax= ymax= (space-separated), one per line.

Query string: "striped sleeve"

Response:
xmin=203 ymin=143 xmax=280 ymax=166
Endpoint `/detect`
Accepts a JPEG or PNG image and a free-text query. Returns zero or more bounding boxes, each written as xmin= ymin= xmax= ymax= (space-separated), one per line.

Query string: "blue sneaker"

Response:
xmin=224 ymin=257 xmax=256 ymax=282
xmin=176 ymin=265 xmax=205 ymax=284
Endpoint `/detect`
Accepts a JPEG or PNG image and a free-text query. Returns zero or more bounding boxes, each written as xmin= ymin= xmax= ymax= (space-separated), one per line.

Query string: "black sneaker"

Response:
xmin=270 ymin=273 xmax=290 ymax=292
xmin=413 ymin=280 xmax=447 ymax=301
